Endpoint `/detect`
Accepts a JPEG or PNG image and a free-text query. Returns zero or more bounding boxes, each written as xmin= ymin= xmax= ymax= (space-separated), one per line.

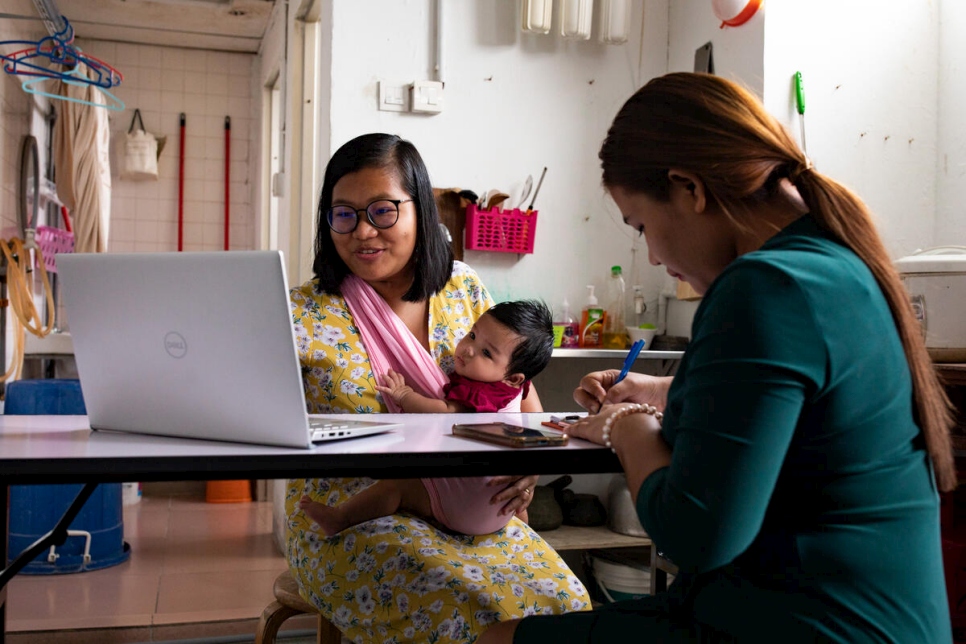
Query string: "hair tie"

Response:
xmin=790 ymin=157 xmax=813 ymax=183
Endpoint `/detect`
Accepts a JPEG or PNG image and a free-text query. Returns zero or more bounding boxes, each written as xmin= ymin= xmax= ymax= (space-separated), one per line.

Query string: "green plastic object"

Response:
xmin=794 ymin=71 xmax=806 ymax=115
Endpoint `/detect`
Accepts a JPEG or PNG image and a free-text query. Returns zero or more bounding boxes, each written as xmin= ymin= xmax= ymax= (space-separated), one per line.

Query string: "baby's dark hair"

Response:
xmin=484 ymin=299 xmax=554 ymax=380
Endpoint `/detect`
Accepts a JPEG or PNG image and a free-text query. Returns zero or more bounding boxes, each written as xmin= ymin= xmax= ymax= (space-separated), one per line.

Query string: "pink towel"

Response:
xmin=341 ymin=275 xmax=450 ymax=412
xmin=341 ymin=275 xmax=516 ymax=535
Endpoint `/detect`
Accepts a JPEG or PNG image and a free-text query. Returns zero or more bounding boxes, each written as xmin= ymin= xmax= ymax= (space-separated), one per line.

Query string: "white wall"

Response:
xmin=667 ymin=2 xmax=943 ymax=259
xmin=83 ymin=39 xmax=258 ymax=253
xmin=667 ymin=0 xmax=764 ymax=91
xmin=938 ymin=0 xmax=966 ymax=246
xmin=318 ymin=0 xmax=670 ymax=316
xmin=763 ymin=1 xmax=941 ymax=258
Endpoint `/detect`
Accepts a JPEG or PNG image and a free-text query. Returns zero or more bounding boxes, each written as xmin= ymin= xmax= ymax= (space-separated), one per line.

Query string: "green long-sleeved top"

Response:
xmin=639 ymin=215 xmax=951 ymax=642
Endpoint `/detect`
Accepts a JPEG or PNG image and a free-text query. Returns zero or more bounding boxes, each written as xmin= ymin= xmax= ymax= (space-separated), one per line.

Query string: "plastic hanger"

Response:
xmin=20 ymin=67 xmax=125 ymax=112
xmin=1 ymin=18 xmax=122 ymax=90
xmin=3 ymin=44 xmax=122 ymax=89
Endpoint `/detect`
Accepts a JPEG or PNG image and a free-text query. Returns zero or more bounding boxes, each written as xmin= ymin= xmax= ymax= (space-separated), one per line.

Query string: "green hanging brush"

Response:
xmin=794 ymin=71 xmax=807 ymax=153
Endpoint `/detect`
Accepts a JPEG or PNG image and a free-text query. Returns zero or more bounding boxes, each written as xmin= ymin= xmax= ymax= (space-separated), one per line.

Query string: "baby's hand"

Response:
xmin=375 ymin=369 xmax=413 ymax=403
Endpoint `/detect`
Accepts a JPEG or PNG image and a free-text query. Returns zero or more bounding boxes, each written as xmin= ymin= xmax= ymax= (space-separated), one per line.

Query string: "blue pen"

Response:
xmin=615 ymin=339 xmax=645 ymax=385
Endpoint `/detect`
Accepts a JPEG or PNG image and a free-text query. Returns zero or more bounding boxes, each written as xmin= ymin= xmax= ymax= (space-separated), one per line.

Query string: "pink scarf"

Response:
xmin=340 ymin=275 xmax=449 ymax=413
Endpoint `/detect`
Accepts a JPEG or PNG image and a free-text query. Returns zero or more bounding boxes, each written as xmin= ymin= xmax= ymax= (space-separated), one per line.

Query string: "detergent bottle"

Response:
xmin=579 ymin=285 xmax=605 ymax=348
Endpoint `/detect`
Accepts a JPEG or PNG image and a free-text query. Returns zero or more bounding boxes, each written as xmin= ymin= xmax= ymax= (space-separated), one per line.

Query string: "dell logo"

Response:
xmin=164 ymin=332 xmax=188 ymax=359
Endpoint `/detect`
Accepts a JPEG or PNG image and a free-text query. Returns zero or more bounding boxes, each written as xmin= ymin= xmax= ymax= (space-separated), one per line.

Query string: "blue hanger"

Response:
xmin=1 ymin=17 xmax=122 ymax=90
xmin=20 ymin=67 xmax=125 ymax=112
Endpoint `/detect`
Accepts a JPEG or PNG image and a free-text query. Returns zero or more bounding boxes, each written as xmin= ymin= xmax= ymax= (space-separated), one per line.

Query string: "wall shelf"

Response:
xmin=540 ymin=524 xmax=650 ymax=551
xmin=552 ymin=349 xmax=683 ymax=360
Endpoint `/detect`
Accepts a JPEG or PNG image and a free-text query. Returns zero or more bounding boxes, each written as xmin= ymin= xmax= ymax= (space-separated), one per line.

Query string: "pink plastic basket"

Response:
xmin=464 ymin=205 xmax=538 ymax=254
xmin=34 ymin=225 xmax=75 ymax=273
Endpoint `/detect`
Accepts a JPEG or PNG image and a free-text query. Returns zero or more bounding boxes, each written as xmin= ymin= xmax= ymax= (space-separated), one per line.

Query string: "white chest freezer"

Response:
xmin=895 ymin=247 xmax=966 ymax=363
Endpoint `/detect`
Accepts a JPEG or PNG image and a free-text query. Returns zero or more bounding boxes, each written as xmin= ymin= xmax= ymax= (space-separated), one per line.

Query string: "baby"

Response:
xmin=298 ymin=299 xmax=554 ymax=536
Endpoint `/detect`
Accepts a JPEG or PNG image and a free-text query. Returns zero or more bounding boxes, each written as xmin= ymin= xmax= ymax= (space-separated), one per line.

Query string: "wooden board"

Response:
xmin=539 ymin=524 xmax=651 ymax=551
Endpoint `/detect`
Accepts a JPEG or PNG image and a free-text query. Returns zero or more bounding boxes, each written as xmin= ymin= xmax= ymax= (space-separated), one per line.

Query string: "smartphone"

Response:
xmin=452 ymin=422 xmax=570 ymax=448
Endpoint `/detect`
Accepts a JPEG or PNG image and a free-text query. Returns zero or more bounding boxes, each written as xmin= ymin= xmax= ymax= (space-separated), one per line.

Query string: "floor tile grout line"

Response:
xmin=10 ymin=493 xmax=291 ymax=638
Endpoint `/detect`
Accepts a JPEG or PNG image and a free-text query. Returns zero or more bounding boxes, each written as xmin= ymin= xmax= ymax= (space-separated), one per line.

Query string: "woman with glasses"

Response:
xmin=480 ymin=73 xmax=955 ymax=643
xmin=284 ymin=133 xmax=590 ymax=643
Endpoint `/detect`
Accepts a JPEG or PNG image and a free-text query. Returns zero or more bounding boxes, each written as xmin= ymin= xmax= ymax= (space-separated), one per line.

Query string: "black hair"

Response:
xmin=312 ymin=133 xmax=454 ymax=301
xmin=485 ymin=300 xmax=554 ymax=380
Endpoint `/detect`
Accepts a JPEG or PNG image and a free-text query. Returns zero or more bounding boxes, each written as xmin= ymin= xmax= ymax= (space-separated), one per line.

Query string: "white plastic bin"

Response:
xmin=588 ymin=548 xmax=651 ymax=602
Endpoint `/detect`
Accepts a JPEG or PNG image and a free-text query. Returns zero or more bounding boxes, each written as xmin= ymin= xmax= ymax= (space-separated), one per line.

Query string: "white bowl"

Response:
xmin=626 ymin=326 xmax=657 ymax=349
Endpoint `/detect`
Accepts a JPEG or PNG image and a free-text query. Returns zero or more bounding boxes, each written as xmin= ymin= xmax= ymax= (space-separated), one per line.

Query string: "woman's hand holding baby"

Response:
xmin=487 ymin=474 xmax=539 ymax=520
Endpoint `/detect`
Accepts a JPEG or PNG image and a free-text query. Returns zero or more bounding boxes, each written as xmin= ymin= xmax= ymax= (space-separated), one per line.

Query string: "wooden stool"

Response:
xmin=255 ymin=570 xmax=342 ymax=644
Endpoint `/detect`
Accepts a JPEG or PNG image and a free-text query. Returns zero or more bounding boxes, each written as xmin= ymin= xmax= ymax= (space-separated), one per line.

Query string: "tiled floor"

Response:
xmin=6 ymin=491 xmax=318 ymax=643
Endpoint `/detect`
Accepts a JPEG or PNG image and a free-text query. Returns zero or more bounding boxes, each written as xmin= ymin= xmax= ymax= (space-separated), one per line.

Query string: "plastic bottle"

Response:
xmin=602 ymin=266 xmax=628 ymax=349
xmin=579 ymin=285 xmax=605 ymax=348
xmin=554 ymin=298 xmax=580 ymax=348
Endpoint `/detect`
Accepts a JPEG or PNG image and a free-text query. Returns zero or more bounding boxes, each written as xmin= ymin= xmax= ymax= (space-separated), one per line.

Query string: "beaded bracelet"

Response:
xmin=601 ymin=404 xmax=663 ymax=453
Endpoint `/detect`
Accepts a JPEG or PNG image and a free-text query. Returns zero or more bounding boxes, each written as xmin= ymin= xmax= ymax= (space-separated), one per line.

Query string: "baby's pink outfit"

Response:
xmin=341 ymin=275 xmax=526 ymax=536
xmin=420 ymin=383 xmax=524 ymax=535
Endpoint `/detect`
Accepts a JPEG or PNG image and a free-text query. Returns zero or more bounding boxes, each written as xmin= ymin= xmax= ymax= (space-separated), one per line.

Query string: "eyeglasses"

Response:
xmin=326 ymin=199 xmax=413 ymax=234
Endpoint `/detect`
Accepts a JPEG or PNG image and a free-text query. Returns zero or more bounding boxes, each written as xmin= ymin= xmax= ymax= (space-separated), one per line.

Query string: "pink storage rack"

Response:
xmin=464 ymin=204 xmax=538 ymax=254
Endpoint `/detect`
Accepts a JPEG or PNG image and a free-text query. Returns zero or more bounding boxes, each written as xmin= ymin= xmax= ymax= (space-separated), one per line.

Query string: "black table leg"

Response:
xmin=2 ymin=482 xmax=7 ymax=644
xmin=0 ymin=481 xmax=99 ymax=643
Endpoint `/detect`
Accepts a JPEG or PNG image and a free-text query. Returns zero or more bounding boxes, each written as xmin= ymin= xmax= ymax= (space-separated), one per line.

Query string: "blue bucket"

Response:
xmin=6 ymin=379 xmax=131 ymax=574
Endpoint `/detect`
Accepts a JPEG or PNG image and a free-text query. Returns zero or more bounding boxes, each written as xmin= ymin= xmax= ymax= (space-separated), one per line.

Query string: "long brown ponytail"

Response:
xmin=601 ymin=72 xmax=956 ymax=491
xmin=795 ymin=170 xmax=956 ymax=491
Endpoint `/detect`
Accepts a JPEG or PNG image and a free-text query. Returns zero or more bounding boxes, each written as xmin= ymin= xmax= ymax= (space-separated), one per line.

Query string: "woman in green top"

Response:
xmin=480 ymin=73 xmax=956 ymax=643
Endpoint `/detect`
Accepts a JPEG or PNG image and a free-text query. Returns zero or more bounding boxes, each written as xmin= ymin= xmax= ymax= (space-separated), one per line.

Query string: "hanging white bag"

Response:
xmin=120 ymin=109 xmax=158 ymax=181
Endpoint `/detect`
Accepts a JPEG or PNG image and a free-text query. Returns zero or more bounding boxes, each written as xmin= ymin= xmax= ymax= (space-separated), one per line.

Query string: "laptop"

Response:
xmin=57 ymin=251 xmax=400 ymax=449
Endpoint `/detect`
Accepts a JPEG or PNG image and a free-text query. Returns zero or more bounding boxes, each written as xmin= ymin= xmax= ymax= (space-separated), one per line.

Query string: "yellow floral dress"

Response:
xmin=285 ymin=261 xmax=591 ymax=643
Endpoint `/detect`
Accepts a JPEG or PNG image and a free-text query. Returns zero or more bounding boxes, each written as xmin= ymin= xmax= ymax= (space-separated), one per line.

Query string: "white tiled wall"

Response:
xmin=0 ymin=25 xmax=35 ymax=238
xmin=0 ymin=83 xmax=29 ymax=240
xmin=77 ymin=39 xmax=257 ymax=253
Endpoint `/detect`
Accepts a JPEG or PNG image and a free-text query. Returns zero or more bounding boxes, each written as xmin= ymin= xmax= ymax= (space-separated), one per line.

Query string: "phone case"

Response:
xmin=452 ymin=422 xmax=569 ymax=448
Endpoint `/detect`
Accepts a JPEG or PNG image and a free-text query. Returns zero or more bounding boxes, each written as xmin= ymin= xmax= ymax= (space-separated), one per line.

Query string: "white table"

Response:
xmin=0 ymin=412 xmax=617 ymax=483
xmin=0 ymin=411 xmax=618 ymax=642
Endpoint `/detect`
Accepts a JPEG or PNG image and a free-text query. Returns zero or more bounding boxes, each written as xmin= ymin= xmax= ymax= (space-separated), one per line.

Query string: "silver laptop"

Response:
xmin=57 ymin=251 xmax=400 ymax=448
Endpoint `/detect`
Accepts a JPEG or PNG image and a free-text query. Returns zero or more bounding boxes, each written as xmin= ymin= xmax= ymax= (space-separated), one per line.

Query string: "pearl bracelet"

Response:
xmin=601 ymin=404 xmax=663 ymax=453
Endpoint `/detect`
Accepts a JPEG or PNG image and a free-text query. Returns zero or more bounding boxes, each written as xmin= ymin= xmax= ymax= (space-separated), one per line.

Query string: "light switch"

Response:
xmin=378 ymin=81 xmax=409 ymax=112
xmin=411 ymin=80 xmax=443 ymax=114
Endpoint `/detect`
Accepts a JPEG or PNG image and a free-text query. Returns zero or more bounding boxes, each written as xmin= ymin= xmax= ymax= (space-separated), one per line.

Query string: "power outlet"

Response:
xmin=411 ymin=80 xmax=443 ymax=114
xmin=378 ymin=81 xmax=409 ymax=112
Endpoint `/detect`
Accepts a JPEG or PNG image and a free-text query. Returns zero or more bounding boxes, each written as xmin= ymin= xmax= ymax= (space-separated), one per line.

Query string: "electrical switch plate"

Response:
xmin=271 ymin=172 xmax=285 ymax=197
xmin=378 ymin=81 xmax=409 ymax=112
xmin=411 ymin=80 xmax=443 ymax=114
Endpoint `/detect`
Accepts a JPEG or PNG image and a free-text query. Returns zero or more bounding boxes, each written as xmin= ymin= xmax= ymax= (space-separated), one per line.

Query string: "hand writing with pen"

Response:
xmin=564 ymin=366 xmax=674 ymax=503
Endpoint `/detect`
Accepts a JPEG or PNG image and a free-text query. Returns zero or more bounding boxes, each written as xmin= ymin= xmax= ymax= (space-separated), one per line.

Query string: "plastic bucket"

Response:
xmin=6 ymin=378 xmax=131 ymax=574
xmin=9 ymin=484 xmax=131 ymax=574
xmin=206 ymin=480 xmax=252 ymax=503
xmin=589 ymin=549 xmax=651 ymax=603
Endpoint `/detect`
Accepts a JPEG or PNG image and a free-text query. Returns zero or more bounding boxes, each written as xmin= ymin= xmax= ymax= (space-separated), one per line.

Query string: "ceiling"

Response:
xmin=4 ymin=0 xmax=277 ymax=53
